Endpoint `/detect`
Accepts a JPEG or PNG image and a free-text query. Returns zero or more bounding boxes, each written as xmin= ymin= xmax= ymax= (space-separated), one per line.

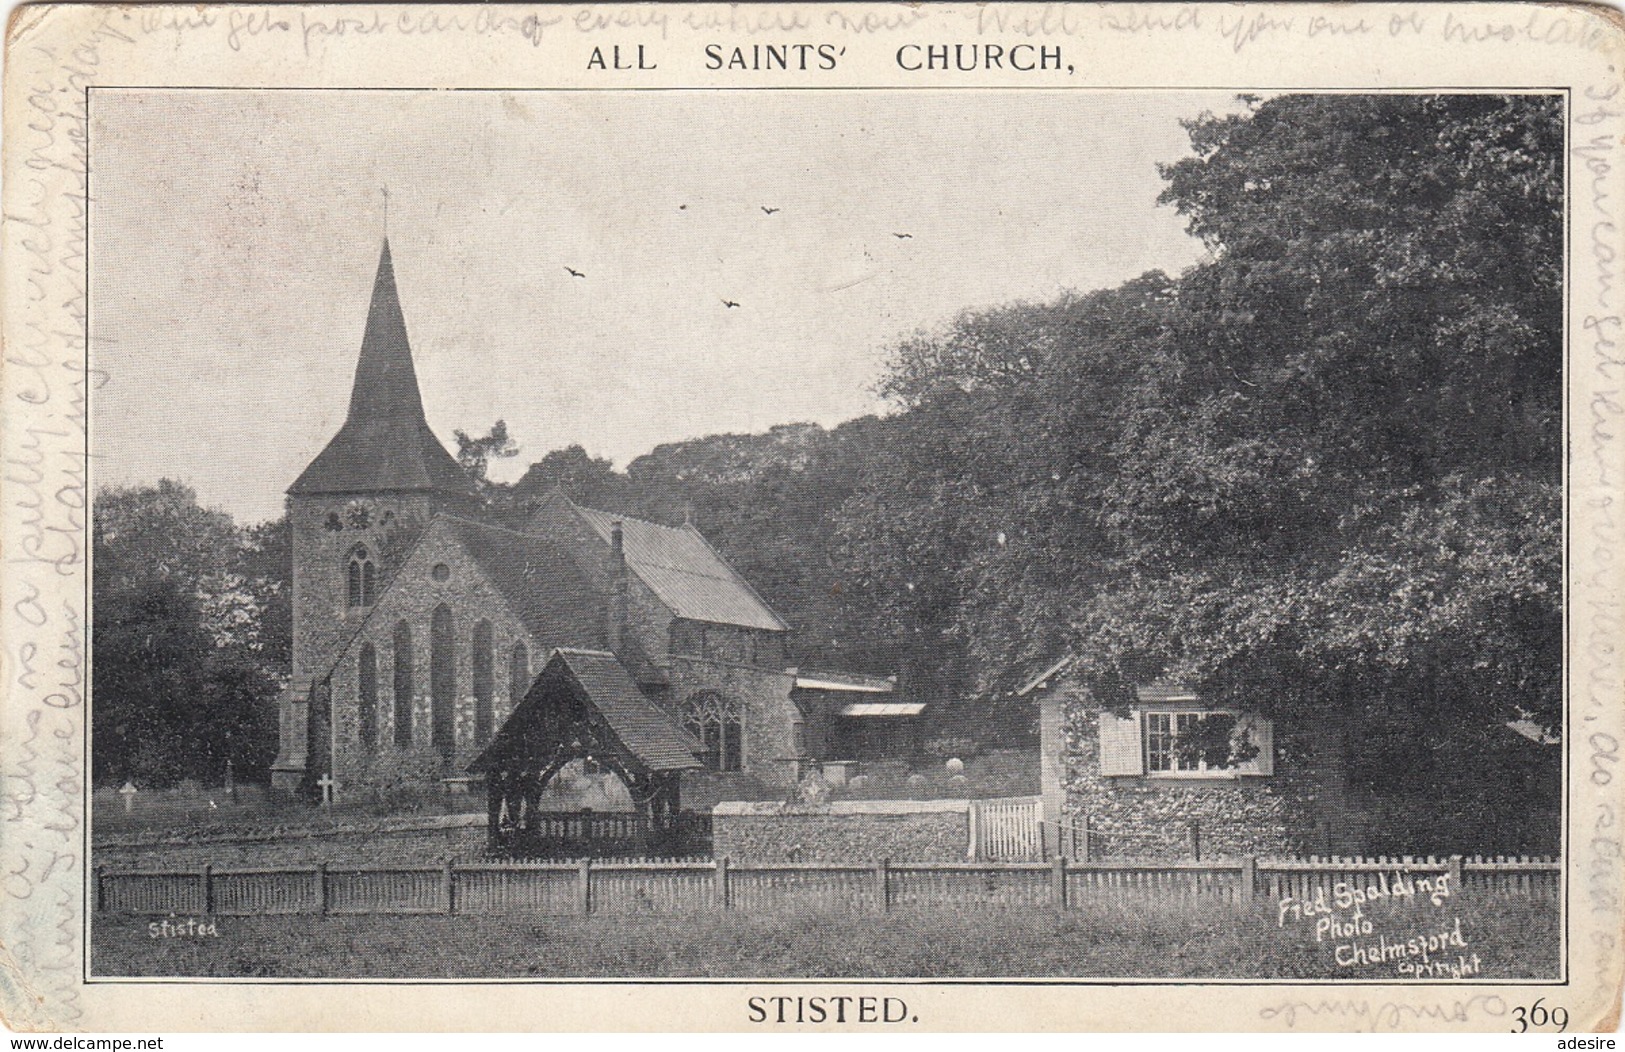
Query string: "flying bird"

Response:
xmin=893 ymin=232 xmax=913 ymax=239
xmin=564 ymin=267 xmax=586 ymax=279
xmin=761 ymin=206 xmax=781 ymax=215
xmin=722 ymin=299 xmax=740 ymax=309
xmin=679 ymin=204 xmax=688 ymax=211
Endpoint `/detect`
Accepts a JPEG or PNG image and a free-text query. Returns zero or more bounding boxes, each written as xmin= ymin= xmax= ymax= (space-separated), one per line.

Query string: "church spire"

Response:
xmin=287 ymin=240 xmax=474 ymax=497
xmin=345 ymin=239 xmax=427 ymax=425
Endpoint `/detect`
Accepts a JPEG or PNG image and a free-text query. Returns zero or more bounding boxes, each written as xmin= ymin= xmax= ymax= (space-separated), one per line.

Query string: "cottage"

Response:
xmin=1019 ymin=656 xmax=1353 ymax=859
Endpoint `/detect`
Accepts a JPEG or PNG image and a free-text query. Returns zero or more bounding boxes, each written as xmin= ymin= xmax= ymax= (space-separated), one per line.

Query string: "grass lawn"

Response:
xmin=93 ymin=894 xmax=1558 ymax=980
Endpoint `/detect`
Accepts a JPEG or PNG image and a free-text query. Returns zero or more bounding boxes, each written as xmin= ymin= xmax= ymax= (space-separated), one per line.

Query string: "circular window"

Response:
xmin=323 ymin=512 xmax=343 ymax=532
xmin=432 ymin=563 xmax=451 ymax=582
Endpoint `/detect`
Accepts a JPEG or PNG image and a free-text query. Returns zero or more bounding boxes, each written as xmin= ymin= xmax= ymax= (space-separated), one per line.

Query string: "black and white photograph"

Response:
xmin=3 ymin=0 xmax=1621 ymax=1034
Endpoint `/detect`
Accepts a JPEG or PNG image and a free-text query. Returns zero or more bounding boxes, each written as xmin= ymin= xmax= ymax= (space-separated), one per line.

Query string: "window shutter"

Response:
xmin=1098 ymin=712 xmax=1144 ymax=776
xmin=1237 ymin=715 xmax=1274 ymax=775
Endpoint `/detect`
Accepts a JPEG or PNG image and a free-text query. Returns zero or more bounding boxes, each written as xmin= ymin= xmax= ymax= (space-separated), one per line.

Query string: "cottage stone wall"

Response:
xmin=326 ymin=521 xmax=540 ymax=790
xmin=1046 ymin=677 xmax=1344 ymax=859
xmin=712 ymin=800 xmax=970 ymax=862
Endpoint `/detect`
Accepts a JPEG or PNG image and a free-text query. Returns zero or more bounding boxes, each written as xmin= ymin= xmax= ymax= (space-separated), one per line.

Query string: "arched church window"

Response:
xmin=683 ymin=691 xmax=743 ymax=772
xmin=430 ymin=604 xmax=455 ymax=760
xmin=346 ymin=545 xmax=376 ymax=607
xmin=472 ymin=621 xmax=494 ymax=743
xmin=392 ymin=621 xmax=413 ymax=748
xmin=358 ymin=643 xmax=378 ymax=751
xmin=509 ymin=642 xmax=530 ymax=709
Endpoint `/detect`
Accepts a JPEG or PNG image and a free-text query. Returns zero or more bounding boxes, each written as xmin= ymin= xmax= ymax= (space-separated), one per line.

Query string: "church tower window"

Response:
xmin=392 ymin=621 xmax=414 ymax=748
xmin=358 ymin=643 xmax=378 ymax=750
xmin=683 ymin=691 xmax=744 ymax=772
xmin=430 ymin=604 xmax=456 ymax=759
xmin=472 ymin=621 xmax=494 ymax=743
xmin=347 ymin=545 xmax=376 ymax=608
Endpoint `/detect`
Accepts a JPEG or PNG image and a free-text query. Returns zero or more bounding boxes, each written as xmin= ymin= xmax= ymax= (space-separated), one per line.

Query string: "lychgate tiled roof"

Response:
xmin=553 ymin=649 xmax=701 ymax=771
xmin=571 ymin=504 xmax=788 ymax=632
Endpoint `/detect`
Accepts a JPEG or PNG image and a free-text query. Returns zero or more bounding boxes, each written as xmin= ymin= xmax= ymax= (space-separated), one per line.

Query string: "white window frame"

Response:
xmin=1142 ymin=707 xmax=1264 ymax=780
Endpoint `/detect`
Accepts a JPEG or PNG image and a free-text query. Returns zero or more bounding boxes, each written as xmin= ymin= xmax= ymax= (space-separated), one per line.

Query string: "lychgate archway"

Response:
xmin=469 ymin=648 xmax=703 ymax=857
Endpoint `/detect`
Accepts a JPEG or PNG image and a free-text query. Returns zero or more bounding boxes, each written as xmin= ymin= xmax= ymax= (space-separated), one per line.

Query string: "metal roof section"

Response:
xmin=837 ymin=702 xmax=926 ymax=717
xmin=1135 ymin=681 xmax=1200 ymax=703
xmin=792 ymin=669 xmax=897 ymax=693
xmin=571 ymin=504 xmax=789 ymax=632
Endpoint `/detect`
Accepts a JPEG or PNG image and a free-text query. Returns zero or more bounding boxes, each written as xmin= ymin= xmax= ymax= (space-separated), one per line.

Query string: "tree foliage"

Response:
xmin=93 ymin=481 xmax=284 ymax=786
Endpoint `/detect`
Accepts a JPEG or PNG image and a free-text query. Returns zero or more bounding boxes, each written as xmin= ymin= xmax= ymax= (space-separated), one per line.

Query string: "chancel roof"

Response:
xmin=571 ymin=504 xmax=789 ymax=632
xmin=289 ymin=240 xmax=474 ymax=498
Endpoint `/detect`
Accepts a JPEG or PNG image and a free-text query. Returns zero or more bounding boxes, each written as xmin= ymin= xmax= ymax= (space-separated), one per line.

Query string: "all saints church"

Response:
xmin=270 ymin=242 xmax=912 ymax=808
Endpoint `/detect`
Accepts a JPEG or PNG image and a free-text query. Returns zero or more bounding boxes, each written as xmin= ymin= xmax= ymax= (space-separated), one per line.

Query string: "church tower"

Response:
xmin=270 ymin=240 xmax=479 ymax=792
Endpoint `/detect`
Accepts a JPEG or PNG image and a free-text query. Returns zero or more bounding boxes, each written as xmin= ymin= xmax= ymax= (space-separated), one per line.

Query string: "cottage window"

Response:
xmin=346 ymin=545 xmax=376 ymax=607
xmin=1098 ymin=710 xmax=1273 ymax=778
xmin=683 ymin=691 xmax=743 ymax=772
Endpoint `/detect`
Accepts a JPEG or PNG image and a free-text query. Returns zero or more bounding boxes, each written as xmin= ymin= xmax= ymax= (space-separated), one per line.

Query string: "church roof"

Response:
xmin=289 ymin=240 xmax=475 ymax=497
xmin=469 ymin=648 xmax=701 ymax=774
xmin=439 ymin=517 xmax=606 ymax=652
xmin=571 ymin=504 xmax=789 ymax=632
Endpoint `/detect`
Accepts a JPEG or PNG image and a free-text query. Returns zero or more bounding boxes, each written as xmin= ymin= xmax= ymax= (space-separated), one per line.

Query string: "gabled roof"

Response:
xmin=439 ymin=517 xmax=606 ymax=652
xmin=470 ymin=648 xmax=701 ymax=774
xmin=289 ymin=240 xmax=475 ymax=498
xmin=1015 ymin=654 xmax=1076 ymax=697
xmin=570 ymin=503 xmax=789 ymax=632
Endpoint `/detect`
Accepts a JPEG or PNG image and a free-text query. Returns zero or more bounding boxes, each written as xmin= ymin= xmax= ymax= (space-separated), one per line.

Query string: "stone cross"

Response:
xmin=119 ymin=781 xmax=137 ymax=813
xmin=317 ymin=773 xmax=336 ymax=806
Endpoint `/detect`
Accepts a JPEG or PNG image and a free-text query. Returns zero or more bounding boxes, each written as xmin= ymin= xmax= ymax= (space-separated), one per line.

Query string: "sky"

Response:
xmin=91 ymin=89 xmax=1236 ymax=525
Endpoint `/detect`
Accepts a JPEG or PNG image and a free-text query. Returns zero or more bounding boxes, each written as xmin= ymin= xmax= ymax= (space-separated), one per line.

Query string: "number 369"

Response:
xmin=1512 ymin=999 xmax=1569 ymax=1033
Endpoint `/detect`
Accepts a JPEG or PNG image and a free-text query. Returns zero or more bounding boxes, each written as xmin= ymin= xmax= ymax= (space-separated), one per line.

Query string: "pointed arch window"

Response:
xmin=392 ymin=621 xmax=413 ymax=748
xmin=358 ymin=642 xmax=378 ymax=751
xmin=347 ymin=545 xmax=377 ymax=608
xmin=509 ymin=642 xmax=530 ymax=710
xmin=430 ymin=604 xmax=455 ymax=759
xmin=472 ymin=621 xmax=494 ymax=743
xmin=683 ymin=691 xmax=743 ymax=772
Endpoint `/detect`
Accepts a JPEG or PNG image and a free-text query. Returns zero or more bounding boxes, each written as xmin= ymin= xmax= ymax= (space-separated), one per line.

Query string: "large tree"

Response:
xmin=93 ymin=481 xmax=283 ymax=785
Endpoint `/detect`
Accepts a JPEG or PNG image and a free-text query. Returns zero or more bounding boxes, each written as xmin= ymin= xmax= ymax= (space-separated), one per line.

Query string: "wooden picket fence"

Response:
xmin=96 ymin=853 xmax=1560 ymax=917
xmin=969 ymin=796 xmax=1043 ymax=861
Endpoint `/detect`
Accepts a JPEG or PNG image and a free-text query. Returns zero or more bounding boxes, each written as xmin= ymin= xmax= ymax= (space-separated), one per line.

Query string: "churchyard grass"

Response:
xmin=93 ymin=893 xmax=1557 ymax=979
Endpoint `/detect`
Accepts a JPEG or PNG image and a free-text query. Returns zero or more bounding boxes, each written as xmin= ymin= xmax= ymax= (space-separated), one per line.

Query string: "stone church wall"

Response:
xmin=326 ymin=522 xmax=535 ymax=794
xmin=667 ymin=655 xmax=799 ymax=789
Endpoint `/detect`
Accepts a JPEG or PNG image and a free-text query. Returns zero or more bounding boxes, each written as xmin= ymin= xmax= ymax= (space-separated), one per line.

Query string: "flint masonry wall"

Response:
xmin=1046 ymin=678 xmax=1339 ymax=859
xmin=711 ymin=800 xmax=971 ymax=862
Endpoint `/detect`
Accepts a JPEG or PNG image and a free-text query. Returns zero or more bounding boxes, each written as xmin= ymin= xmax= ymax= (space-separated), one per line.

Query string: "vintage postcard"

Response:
xmin=2 ymin=0 xmax=1622 ymax=1034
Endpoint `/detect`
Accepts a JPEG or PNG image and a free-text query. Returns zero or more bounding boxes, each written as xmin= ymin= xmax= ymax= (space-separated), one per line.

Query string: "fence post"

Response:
xmin=1448 ymin=854 xmax=1464 ymax=892
xmin=577 ymin=858 xmax=592 ymax=915
xmin=1187 ymin=821 xmax=1201 ymax=862
xmin=201 ymin=864 xmax=213 ymax=915
xmin=715 ymin=856 xmax=730 ymax=911
xmin=315 ymin=862 xmax=328 ymax=916
xmin=442 ymin=857 xmax=456 ymax=915
xmin=1239 ymin=856 xmax=1256 ymax=904
xmin=1051 ymin=855 xmax=1068 ymax=909
xmin=875 ymin=858 xmax=890 ymax=913
xmin=1081 ymin=815 xmax=1091 ymax=863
